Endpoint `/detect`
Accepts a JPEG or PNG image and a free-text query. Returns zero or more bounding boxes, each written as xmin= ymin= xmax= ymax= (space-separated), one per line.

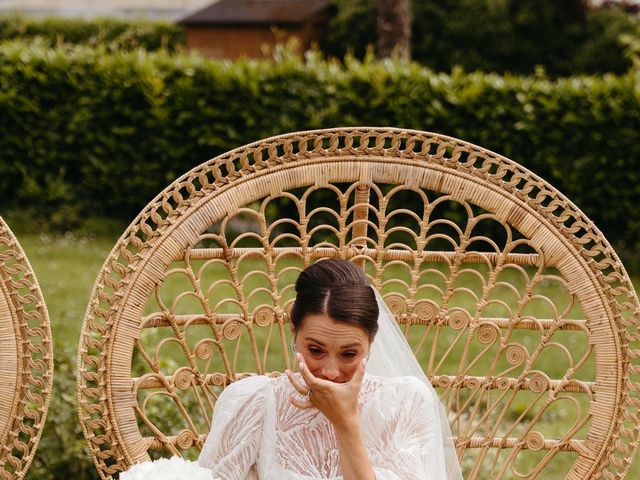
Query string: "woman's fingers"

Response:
xmin=289 ymin=354 xmax=368 ymax=423
xmin=296 ymin=353 xmax=318 ymax=388
xmin=289 ymin=394 xmax=313 ymax=409
xmin=287 ymin=366 xmax=315 ymax=410
xmin=350 ymin=358 xmax=367 ymax=387
xmin=285 ymin=369 xmax=311 ymax=396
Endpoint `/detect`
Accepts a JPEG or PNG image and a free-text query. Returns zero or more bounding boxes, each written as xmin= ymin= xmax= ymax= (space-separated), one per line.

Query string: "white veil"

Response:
xmin=367 ymin=289 xmax=463 ymax=480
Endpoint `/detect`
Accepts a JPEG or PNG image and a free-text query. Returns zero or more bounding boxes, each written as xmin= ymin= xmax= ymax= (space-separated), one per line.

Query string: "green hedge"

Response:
xmin=0 ymin=41 xmax=639 ymax=267
xmin=0 ymin=14 xmax=184 ymax=51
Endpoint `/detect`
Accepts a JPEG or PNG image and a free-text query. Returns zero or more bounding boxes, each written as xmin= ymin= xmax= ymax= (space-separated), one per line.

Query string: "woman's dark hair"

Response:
xmin=290 ymin=259 xmax=379 ymax=341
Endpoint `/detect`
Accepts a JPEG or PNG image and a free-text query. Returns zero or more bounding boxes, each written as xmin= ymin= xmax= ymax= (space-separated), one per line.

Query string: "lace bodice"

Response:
xmin=198 ymin=374 xmax=446 ymax=479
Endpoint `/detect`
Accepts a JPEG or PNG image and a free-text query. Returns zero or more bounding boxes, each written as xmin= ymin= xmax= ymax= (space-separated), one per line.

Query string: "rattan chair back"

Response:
xmin=0 ymin=218 xmax=53 ymax=480
xmin=77 ymin=128 xmax=640 ymax=479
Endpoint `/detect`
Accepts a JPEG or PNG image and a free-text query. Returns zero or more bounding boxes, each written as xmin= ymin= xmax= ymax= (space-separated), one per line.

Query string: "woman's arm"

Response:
xmin=287 ymin=355 xmax=375 ymax=480
xmin=198 ymin=376 xmax=270 ymax=480
xmin=333 ymin=415 xmax=376 ymax=480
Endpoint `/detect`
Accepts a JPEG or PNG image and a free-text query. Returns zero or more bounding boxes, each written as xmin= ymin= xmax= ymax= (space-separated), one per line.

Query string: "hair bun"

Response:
xmin=291 ymin=260 xmax=379 ymax=340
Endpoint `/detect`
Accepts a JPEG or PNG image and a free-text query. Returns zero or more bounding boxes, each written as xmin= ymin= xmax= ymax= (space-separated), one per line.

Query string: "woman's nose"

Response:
xmin=320 ymin=360 xmax=340 ymax=381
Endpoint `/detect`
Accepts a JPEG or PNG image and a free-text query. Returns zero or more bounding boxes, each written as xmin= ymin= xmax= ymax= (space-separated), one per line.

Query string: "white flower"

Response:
xmin=120 ymin=456 xmax=217 ymax=480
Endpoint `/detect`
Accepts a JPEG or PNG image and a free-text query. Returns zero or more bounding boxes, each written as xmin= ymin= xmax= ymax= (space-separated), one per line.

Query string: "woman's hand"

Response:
xmin=286 ymin=353 xmax=375 ymax=480
xmin=286 ymin=353 xmax=366 ymax=430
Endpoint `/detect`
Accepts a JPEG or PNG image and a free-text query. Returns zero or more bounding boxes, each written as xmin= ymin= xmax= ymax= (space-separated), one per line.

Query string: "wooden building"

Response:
xmin=178 ymin=0 xmax=332 ymax=59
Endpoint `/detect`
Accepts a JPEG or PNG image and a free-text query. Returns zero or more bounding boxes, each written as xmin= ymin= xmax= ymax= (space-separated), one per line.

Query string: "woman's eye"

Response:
xmin=342 ymin=351 xmax=358 ymax=358
xmin=308 ymin=347 xmax=323 ymax=355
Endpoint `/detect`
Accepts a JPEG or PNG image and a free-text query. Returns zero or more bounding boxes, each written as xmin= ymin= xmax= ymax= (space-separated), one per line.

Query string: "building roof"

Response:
xmin=0 ymin=0 xmax=211 ymax=19
xmin=179 ymin=0 xmax=332 ymax=26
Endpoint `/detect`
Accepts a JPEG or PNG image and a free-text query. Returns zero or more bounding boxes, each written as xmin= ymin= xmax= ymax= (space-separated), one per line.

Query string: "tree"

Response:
xmin=323 ymin=0 xmax=637 ymax=75
xmin=376 ymin=0 xmax=411 ymax=59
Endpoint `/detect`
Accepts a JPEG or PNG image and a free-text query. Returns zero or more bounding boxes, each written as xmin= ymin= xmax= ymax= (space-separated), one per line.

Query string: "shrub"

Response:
xmin=0 ymin=14 xmax=185 ymax=51
xmin=30 ymin=346 xmax=99 ymax=480
xmin=0 ymin=41 xmax=638 ymax=268
xmin=322 ymin=0 xmax=640 ymax=76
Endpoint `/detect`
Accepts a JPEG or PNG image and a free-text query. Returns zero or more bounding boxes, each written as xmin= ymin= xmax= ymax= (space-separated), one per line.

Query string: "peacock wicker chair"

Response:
xmin=0 ymin=218 xmax=54 ymax=480
xmin=77 ymin=128 xmax=640 ymax=480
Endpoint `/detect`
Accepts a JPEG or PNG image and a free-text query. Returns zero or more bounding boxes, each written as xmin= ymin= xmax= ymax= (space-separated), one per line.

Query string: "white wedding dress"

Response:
xmin=198 ymin=373 xmax=449 ymax=480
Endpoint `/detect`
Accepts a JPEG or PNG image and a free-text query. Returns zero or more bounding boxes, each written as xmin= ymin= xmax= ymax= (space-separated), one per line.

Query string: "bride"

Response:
xmin=198 ymin=259 xmax=462 ymax=480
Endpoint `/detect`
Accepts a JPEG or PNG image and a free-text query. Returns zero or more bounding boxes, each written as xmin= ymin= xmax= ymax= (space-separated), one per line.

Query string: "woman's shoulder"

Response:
xmin=226 ymin=374 xmax=272 ymax=389
xmin=216 ymin=375 xmax=273 ymax=407
xmin=360 ymin=375 xmax=438 ymax=424
xmin=364 ymin=374 xmax=435 ymax=404
xmin=365 ymin=373 xmax=427 ymax=390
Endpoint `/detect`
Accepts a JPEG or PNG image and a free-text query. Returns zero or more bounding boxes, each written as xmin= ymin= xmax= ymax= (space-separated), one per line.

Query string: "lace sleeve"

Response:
xmin=363 ymin=376 xmax=448 ymax=480
xmin=198 ymin=376 xmax=271 ymax=480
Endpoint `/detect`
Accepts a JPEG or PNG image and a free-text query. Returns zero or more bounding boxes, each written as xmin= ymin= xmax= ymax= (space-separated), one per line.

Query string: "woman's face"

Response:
xmin=293 ymin=314 xmax=371 ymax=383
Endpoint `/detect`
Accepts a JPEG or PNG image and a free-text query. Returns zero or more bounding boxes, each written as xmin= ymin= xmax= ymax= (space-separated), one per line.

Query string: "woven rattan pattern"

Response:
xmin=77 ymin=128 xmax=640 ymax=479
xmin=0 ymin=218 xmax=53 ymax=480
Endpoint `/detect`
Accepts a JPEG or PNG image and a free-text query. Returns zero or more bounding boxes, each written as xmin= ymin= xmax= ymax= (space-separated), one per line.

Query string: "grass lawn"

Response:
xmin=16 ymin=232 xmax=640 ymax=480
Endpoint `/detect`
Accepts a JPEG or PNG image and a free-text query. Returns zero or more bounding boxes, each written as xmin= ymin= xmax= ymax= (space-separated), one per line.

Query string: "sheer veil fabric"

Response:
xmin=367 ymin=289 xmax=463 ymax=480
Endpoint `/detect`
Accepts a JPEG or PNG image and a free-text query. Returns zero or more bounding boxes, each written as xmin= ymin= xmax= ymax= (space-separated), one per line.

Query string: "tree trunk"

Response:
xmin=376 ymin=0 xmax=411 ymax=59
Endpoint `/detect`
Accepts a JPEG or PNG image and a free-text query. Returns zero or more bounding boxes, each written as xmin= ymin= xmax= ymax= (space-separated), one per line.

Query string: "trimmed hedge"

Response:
xmin=0 ymin=14 xmax=184 ymax=51
xmin=0 ymin=41 xmax=638 ymax=267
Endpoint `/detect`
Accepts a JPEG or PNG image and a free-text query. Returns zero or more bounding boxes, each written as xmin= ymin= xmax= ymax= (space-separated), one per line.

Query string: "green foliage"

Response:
xmin=322 ymin=0 xmax=640 ymax=76
xmin=29 ymin=347 xmax=99 ymax=480
xmin=17 ymin=232 xmax=119 ymax=479
xmin=0 ymin=41 xmax=638 ymax=268
xmin=0 ymin=14 xmax=184 ymax=51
